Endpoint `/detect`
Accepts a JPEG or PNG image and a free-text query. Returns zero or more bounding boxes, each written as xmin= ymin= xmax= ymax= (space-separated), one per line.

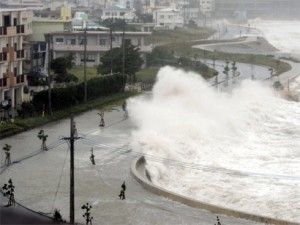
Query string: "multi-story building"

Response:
xmin=47 ymin=30 xmax=152 ymax=67
xmin=0 ymin=9 xmax=33 ymax=109
xmin=199 ymin=0 xmax=215 ymax=16
xmin=153 ymin=8 xmax=184 ymax=29
xmin=24 ymin=7 xmax=72 ymax=86
xmin=101 ymin=5 xmax=137 ymax=22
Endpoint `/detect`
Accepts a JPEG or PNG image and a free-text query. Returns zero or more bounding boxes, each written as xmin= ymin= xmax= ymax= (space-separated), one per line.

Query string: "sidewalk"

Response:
xmin=1 ymin=195 xmax=63 ymax=225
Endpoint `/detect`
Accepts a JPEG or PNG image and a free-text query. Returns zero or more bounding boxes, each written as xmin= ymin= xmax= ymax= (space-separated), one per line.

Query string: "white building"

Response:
xmin=48 ymin=30 xmax=152 ymax=67
xmin=0 ymin=9 xmax=33 ymax=109
xmin=153 ymin=8 xmax=184 ymax=29
xmin=101 ymin=5 xmax=137 ymax=22
xmin=199 ymin=0 xmax=215 ymax=16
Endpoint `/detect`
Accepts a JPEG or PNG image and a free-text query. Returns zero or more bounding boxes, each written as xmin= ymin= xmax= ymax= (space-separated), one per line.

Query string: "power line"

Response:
xmin=77 ymin=138 xmax=300 ymax=181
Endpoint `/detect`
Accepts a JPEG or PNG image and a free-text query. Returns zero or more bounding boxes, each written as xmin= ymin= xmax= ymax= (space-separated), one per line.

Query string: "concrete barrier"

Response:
xmin=131 ymin=156 xmax=299 ymax=225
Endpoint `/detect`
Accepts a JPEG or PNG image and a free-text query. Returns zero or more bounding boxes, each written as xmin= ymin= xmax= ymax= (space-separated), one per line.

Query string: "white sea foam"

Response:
xmin=129 ymin=66 xmax=300 ymax=221
xmin=250 ymin=19 xmax=300 ymax=58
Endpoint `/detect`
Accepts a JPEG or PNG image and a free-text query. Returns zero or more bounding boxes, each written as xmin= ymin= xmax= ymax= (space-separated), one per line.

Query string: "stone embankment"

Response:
xmin=131 ymin=157 xmax=300 ymax=225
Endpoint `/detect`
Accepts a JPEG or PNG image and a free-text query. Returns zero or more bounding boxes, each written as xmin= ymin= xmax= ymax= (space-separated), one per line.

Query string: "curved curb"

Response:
xmin=131 ymin=156 xmax=299 ymax=225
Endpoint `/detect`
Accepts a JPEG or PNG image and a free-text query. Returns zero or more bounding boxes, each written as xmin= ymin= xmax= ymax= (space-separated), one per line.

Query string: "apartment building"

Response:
xmin=199 ymin=0 xmax=215 ymax=16
xmin=101 ymin=5 xmax=137 ymax=22
xmin=0 ymin=9 xmax=33 ymax=109
xmin=47 ymin=30 xmax=152 ymax=67
xmin=153 ymin=8 xmax=184 ymax=29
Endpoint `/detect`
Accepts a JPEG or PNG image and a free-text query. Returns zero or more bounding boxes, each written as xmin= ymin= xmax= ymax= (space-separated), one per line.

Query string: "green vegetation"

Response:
xmin=147 ymin=27 xmax=215 ymax=45
xmin=136 ymin=68 xmax=159 ymax=82
xmin=68 ymin=66 xmax=99 ymax=83
xmin=50 ymin=56 xmax=78 ymax=83
xmin=147 ymin=28 xmax=290 ymax=78
xmin=97 ymin=43 xmax=144 ymax=77
xmin=32 ymin=73 xmax=126 ymax=112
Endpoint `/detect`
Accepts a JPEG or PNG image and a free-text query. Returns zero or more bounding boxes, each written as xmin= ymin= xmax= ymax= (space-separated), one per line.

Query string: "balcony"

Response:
xmin=0 ymin=26 xmax=7 ymax=36
xmin=16 ymin=74 xmax=26 ymax=84
xmin=52 ymin=44 xmax=153 ymax=53
xmin=6 ymin=26 xmax=16 ymax=36
xmin=0 ymin=52 xmax=7 ymax=63
xmin=16 ymin=49 xmax=25 ymax=59
xmin=0 ymin=25 xmax=26 ymax=37
xmin=53 ymin=44 xmax=110 ymax=52
xmin=2 ymin=47 xmax=15 ymax=61
xmin=0 ymin=77 xmax=8 ymax=89
xmin=16 ymin=25 xmax=25 ymax=34
xmin=3 ymin=72 xmax=10 ymax=79
xmin=6 ymin=74 xmax=27 ymax=87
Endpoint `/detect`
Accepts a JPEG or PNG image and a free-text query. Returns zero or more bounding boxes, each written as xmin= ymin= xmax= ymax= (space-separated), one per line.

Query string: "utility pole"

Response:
xmin=83 ymin=22 xmax=87 ymax=103
xmin=46 ymin=34 xmax=53 ymax=116
xmin=110 ymin=27 xmax=113 ymax=74
xmin=70 ymin=113 xmax=76 ymax=224
xmin=62 ymin=114 xmax=80 ymax=224
xmin=122 ymin=23 xmax=125 ymax=76
xmin=70 ymin=114 xmax=75 ymax=224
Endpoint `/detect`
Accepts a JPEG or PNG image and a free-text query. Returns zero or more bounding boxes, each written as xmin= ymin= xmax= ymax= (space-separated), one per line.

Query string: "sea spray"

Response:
xmin=128 ymin=66 xmax=300 ymax=221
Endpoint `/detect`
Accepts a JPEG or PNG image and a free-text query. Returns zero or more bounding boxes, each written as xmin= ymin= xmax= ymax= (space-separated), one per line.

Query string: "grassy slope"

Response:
xmin=142 ymin=27 xmax=291 ymax=82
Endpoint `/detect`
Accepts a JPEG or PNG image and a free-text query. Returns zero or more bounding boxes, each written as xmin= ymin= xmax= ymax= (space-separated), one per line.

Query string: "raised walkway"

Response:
xmin=131 ymin=157 xmax=300 ymax=225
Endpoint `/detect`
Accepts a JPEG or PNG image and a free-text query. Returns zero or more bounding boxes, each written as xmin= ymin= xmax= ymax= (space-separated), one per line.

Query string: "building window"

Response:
xmin=66 ymin=39 xmax=76 ymax=45
xmin=160 ymin=15 xmax=164 ymax=19
xmin=56 ymin=38 xmax=64 ymax=43
xmin=79 ymin=38 xmax=87 ymax=45
xmin=80 ymin=53 xmax=96 ymax=62
xmin=168 ymin=15 xmax=173 ymax=19
xmin=137 ymin=38 xmax=141 ymax=46
xmin=100 ymin=39 xmax=107 ymax=45
xmin=105 ymin=12 xmax=110 ymax=16
xmin=14 ymin=67 xmax=18 ymax=76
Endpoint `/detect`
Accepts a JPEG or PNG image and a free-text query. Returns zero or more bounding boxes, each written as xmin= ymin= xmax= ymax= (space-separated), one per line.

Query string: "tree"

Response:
xmin=147 ymin=46 xmax=176 ymax=66
xmin=50 ymin=57 xmax=78 ymax=83
xmin=102 ymin=18 xmax=127 ymax=31
xmin=97 ymin=43 xmax=144 ymax=78
xmin=65 ymin=53 xmax=76 ymax=69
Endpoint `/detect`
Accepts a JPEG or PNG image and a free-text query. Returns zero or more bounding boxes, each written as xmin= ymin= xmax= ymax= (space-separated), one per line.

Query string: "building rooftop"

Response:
xmin=48 ymin=30 xmax=151 ymax=35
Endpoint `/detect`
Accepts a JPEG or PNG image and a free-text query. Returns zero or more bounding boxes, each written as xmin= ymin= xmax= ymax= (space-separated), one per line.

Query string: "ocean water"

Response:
xmin=128 ymin=65 xmax=300 ymax=221
xmin=251 ymin=19 xmax=300 ymax=58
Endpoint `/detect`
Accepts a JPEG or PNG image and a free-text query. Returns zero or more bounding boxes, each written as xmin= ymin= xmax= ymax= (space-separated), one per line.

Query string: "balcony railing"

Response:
xmin=16 ymin=74 xmax=26 ymax=84
xmin=0 ymin=25 xmax=26 ymax=37
xmin=16 ymin=25 xmax=25 ymax=34
xmin=16 ymin=49 xmax=25 ymax=59
xmin=6 ymin=26 xmax=16 ymax=36
xmin=0 ymin=52 xmax=7 ymax=62
xmin=52 ymin=44 xmax=153 ymax=53
xmin=0 ymin=26 xmax=7 ymax=36
xmin=53 ymin=44 xmax=110 ymax=52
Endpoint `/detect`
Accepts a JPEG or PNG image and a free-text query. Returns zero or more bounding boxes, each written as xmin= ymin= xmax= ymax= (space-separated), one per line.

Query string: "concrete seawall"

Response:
xmin=131 ymin=156 xmax=299 ymax=225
